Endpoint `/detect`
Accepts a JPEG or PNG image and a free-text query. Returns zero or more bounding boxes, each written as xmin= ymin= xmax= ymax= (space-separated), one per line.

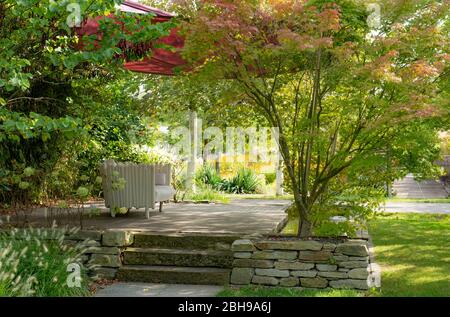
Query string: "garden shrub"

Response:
xmin=195 ymin=166 xmax=261 ymax=194
xmin=195 ymin=165 xmax=222 ymax=190
xmin=284 ymin=183 xmax=383 ymax=236
xmin=0 ymin=109 xmax=85 ymax=207
xmin=313 ymin=220 xmax=357 ymax=238
xmin=0 ymin=226 xmax=91 ymax=297
xmin=220 ymin=168 xmax=260 ymax=194
xmin=264 ymin=172 xmax=276 ymax=185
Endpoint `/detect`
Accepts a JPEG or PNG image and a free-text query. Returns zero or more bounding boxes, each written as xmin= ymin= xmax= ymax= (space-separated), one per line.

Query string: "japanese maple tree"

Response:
xmin=181 ymin=0 xmax=450 ymax=236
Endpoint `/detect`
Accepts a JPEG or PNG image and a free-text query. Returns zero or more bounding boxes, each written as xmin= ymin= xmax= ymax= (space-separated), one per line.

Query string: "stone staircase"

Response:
xmin=116 ymin=232 xmax=239 ymax=285
xmin=393 ymin=174 xmax=448 ymax=199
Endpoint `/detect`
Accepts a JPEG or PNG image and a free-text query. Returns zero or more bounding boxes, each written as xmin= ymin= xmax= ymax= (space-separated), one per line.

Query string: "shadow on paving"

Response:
xmin=3 ymin=199 xmax=291 ymax=235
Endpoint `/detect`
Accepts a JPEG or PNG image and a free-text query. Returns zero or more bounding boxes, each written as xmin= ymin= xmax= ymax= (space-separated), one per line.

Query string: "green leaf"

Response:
xmin=41 ymin=132 xmax=50 ymax=142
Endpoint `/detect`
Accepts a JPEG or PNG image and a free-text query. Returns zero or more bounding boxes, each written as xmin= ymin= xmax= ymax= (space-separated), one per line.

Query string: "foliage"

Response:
xmin=181 ymin=0 xmax=450 ymax=236
xmin=220 ymin=168 xmax=261 ymax=194
xmin=0 ymin=226 xmax=91 ymax=297
xmin=0 ymin=244 xmax=36 ymax=296
xmin=141 ymin=74 xmax=264 ymax=153
xmin=369 ymin=213 xmax=450 ymax=296
xmin=390 ymin=123 xmax=444 ymax=181
xmin=128 ymin=145 xmax=188 ymax=202
xmin=195 ymin=166 xmax=261 ymax=194
xmin=70 ymin=74 xmax=166 ymax=201
xmin=284 ymin=183 xmax=384 ymax=236
xmin=313 ymin=219 xmax=357 ymax=237
xmin=0 ymin=108 xmax=85 ymax=206
xmin=0 ymin=0 xmax=174 ymax=96
xmin=264 ymin=172 xmax=277 ymax=185
xmin=184 ymin=185 xmax=230 ymax=204
xmin=0 ymin=0 xmax=172 ymax=207
xmin=195 ymin=165 xmax=223 ymax=189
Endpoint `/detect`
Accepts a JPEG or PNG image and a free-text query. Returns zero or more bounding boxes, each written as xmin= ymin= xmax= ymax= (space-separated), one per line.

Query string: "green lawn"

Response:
xmin=223 ymin=213 xmax=450 ymax=297
xmin=217 ymin=286 xmax=364 ymax=297
xmin=369 ymin=213 xmax=450 ymax=296
xmin=281 ymin=217 xmax=299 ymax=235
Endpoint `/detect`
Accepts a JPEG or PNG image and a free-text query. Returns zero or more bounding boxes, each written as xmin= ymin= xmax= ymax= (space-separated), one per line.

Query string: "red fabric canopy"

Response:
xmin=78 ymin=1 xmax=186 ymax=75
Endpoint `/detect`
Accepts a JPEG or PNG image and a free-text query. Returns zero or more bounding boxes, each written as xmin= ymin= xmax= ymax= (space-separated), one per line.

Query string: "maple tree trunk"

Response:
xmin=278 ymin=135 xmax=313 ymax=238
xmin=295 ymin=49 xmax=322 ymax=238
xmin=292 ymin=185 xmax=313 ymax=238
xmin=298 ymin=216 xmax=313 ymax=238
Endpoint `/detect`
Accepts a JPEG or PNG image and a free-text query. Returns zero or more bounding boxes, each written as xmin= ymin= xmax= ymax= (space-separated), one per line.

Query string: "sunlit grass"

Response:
xmin=369 ymin=212 xmax=450 ymax=297
xmin=184 ymin=188 xmax=230 ymax=204
xmin=279 ymin=212 xmax=450 ymax=296
xmin=281 ymin=217 xmax=298 ymax=235
xmin=217 ymin=286 xmax=365 ymax=297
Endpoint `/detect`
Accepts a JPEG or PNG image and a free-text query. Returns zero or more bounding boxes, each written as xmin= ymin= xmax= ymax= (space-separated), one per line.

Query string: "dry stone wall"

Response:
xmin=230 ymin=238 xmax=373 ymax=290
xmin=65 ymin=230 xmax=133 ymax=280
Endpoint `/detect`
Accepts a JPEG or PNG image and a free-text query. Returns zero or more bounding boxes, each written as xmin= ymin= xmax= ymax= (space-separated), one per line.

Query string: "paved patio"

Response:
xmin=14 ymin=199 xmax=290 ymax=235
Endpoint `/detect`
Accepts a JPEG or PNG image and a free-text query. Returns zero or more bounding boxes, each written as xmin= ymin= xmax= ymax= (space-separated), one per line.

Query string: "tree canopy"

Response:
xmin=0 ymin=0 xmax=172 ymax=206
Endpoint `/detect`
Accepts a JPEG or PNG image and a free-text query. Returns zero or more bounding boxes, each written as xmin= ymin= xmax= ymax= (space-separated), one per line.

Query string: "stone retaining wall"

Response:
xmin=65 ymin=230 xmax=133 ymax=280
xmin=230 ymin=238 xmax=373 ymax=290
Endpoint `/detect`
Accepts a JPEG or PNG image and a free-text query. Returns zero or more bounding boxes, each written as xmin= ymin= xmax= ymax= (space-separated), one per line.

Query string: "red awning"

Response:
xmin=78 ymin=1 xmax=186 ymax=75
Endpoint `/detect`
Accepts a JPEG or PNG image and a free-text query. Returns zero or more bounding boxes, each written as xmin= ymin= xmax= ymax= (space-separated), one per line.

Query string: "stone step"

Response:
xmin=394 ymin=189 xmax=447 ymax=192
xmin=393 ymin=186 xmax=446 ymax=190
xmin=394 ymin=189 xmax=447 ymax=193
xmin=123 ymin=247 xmax=233 ymax=268
xmin=392 ymin=176 xmax=448 ymax=198
xmin=117 ymin=265 xmax=230 ymax=285
xmin=132 ymin=232 xmax=240 ymax=250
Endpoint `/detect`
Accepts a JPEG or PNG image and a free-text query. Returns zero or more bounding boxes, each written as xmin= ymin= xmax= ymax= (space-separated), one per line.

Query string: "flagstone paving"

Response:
xmin=382 ymin=202 xmax=450 ymax=214
xmin=94 ymin=282 xmax=222 ymax=297
xmin=21 ymin=199 xmax=291 ymax=234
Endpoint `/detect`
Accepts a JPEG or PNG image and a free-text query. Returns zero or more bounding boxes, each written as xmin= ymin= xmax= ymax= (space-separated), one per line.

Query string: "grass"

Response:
xmin=369 ymin=212 xmax=450 ymax=297
xmin=217 ymin=286 xmax=364 ymax=297
xmin=184 ymin=187 xmax=230 ymax=204
xmin=385 ymin=197 xmax=450 ymax=203
xmin=224 ymin=193 xmax=294 ymax=200
xmin=281 ymin=217 xmax=298 ymax=235
xmin=0 ymin=227 xmax=91 ymax=297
